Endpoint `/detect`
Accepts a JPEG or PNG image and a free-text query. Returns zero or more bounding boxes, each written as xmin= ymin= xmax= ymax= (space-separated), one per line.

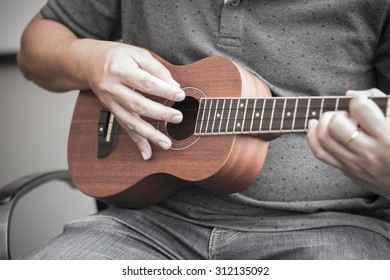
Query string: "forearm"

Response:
xmin=18 ymin=13 xmax=105 ymax=92
xmin=18 ymin=12 xmax=186 ymax=158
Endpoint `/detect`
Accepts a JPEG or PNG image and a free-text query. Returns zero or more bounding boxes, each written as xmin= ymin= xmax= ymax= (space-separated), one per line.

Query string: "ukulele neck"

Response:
xmin=194 ymin=96 xmax=390 ymax=135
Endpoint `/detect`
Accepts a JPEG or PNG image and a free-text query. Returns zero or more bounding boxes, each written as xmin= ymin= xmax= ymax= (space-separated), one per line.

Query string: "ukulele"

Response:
xmin=68 ymin=54 xmax=390 ymax=208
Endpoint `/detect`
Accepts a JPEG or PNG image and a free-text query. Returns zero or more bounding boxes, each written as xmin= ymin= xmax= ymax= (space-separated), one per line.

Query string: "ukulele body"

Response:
xmin=68 ymin=55 xmax=271 ymax=208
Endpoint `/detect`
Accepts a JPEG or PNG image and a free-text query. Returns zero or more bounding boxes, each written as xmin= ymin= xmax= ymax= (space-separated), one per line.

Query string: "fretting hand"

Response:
xmin=307 ymin=88 xmax=390 ymax=198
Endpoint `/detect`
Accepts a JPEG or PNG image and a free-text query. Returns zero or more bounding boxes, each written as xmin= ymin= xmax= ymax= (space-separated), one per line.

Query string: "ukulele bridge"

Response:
xmin=97 ymin=108 xmax=119 ymax=158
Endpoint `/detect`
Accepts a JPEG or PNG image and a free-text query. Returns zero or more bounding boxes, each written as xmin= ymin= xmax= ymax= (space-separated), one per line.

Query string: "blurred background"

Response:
xmin=0 ymin=0 xmax=96 ymax=259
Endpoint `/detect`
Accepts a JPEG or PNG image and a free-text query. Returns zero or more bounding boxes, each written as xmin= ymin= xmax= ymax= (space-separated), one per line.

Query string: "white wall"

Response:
xmin=0 ymin=0 xmax=47 ymax=54
xmin=0 ymin=1 xmax=96 ymax=259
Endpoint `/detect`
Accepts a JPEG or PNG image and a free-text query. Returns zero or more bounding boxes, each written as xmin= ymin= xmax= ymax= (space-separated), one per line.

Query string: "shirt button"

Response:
xmin=230 ymin=0 xmax=240 ymax=7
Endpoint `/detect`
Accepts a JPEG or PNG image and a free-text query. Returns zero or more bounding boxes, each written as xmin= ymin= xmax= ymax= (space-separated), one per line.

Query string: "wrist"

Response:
xmin=69 ymin=39 xmax=125 ymax=90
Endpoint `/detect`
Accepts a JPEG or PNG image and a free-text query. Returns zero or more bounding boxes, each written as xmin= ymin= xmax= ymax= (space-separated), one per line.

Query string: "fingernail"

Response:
xmin=357 ymin=95 xmax=368 ymax=101
xmin=174 ymin=91 xmax=185 ymax=101
xmin=169 ymin=78 xmax=181 ymax=88
xmin=308 ymin=119 xmax=317 ymax=129
xmin=172 ymin=114 xmax=183 ymax=123
xmin=158 ymin=141 xmax=171 ymax=150
xmin=141 ymin=151 xmax=150 ymax=160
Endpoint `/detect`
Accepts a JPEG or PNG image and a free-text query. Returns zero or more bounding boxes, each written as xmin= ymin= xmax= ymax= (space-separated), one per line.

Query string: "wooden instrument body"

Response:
xmin=68 ymin=55 xmax=271 ymax=208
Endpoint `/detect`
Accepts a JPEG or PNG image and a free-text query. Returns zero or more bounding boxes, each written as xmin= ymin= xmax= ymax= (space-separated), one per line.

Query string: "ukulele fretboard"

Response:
xmin=194 ymin=96 xmax=390 ymax=135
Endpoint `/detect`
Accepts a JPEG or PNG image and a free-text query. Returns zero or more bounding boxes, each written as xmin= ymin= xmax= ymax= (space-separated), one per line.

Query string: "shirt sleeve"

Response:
xmin=41 ymin=0 xmax=121 ymax=41
xmin=375 ymin=15 xmax=390 ymax=93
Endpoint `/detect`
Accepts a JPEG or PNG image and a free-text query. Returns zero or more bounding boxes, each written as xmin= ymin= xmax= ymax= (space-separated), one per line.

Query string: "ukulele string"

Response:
xmin=97 ymin=104 xmax=352 ymax=125
xmin=96 ymin=113 xmax=332 ymax=136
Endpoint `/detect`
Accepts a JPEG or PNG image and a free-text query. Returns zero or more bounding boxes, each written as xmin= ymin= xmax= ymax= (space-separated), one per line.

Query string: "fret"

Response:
xmin=337 ymin=98 xmax=350 ymax=111
xmin=293 ymin=98 xmax=309 ymax=131
xmin=234 ymin=99 xmax=247 ymax=133
xmin=252 ymin=99 xmax=264 ymax=132
xmin=304 ymin=98 xmax=312 ymax=130
xmin=322 ymin=98 xmax=338 ymax=114
xmin=307 ymin=98 xmax=322 ymax=121
xmin=220 ymin=99 xmax=231 ymax=134
xmin=247 ymin=98 xmax=257 ymax=132
xmin=291 ymin=98 xmax=299 ymax=131
xmin=387 ymin=97 xmax=390 ymax=121
xmin=204 ymin=99 xmax=214 ymax=134
xmin=335 ymin=97 xmax=340 ymax=111
xmin=195 ymin=99 xmax=207 ymax=134
xmin=372 ymin=97 xmax=388 ymax=116
xmin=268 ymin=99 xmax=276 ymax=131
xmin=319 ymin=98 xmax=324 ymax=117
xmin=215 ymin=99 xmax=224 ymax=133
xmin=242 ymin=98 xmax=254 ymax=132
xmin=282 ymin=98 xmax=297 ymax=131
xmin=271 ymin=98 xmax=285 ymax=132
xmin=261 ymin=99 xmax=274 ymax=132
xmin=227 ymin=99 xmax=239 ymax=133
xmin=210 ymin=99 xmax=220 ymax=134
xmin=259 ymin=98 xmax=267 ymax=131
xmin=280 ymin=98 xmax=287 ymax=131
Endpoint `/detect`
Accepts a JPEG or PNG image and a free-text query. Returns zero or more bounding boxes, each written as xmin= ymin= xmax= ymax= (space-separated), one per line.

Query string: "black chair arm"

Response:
xmin=0 ymin=170 xmax=72 ymax=260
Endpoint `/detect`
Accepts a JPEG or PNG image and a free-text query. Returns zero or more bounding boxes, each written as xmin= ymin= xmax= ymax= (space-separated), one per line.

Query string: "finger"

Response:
xmin=114 ymin=84 xmax=183 ymax=124
xmin=131 ymin=49 xmax=181 ymax=87
xmin=346 ymin=88 xmax=386 ymax=98
xmin=348 ymin=95 xmax=390 ymax=138
xmin=112 ymin=103 xmax=172 ymax=150
xmin=128 ymin=132 xmax=152 ymax=160
xmin=325 ymin=111 xmax=378 ymax=157
xmin=307 ymin=119 xmax=345 ymax=169
xmin=120 ymin=120 xmax=152 ymax=160
xmin=326 ymin=111 xmax=359 ymax=146
xmin=308 ymin=112 xmax=366 ymax=170
xmin=125 ymin=67 xmax=185 ymax=102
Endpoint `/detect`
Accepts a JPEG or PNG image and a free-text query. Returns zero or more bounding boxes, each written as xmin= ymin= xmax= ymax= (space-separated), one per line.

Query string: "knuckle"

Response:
xmin=312 ymin=148 xmax=328 ymax=162
xmin=139 ymin=75 xmax=155 ymax=92
xmin=160 ymin=107 xmax=172 ymax=121
xmin=317 ymin=132 xmax=328 ymax=147
xmin=369 ymin=88 xmax=385 ymax=97
xmin=363 ymin=150 xmax=379 ymax=165
xmin=161 ymin=108 xmax=170 ymax=121
xmin=132 ymin=100 xmax=149 ymax=116
xmin=327 ymin=113 xmax=345 ymax=135
xmin=348 ymin=164 xmax=362 ymax=175
xmin=94 ymin=80 xmax=108 ymax=94
xmin=145 ymin=131 xmax=156 ymax=142
xmin=136 ymin=48 xmax=152 ymax=58
xmin=155 ymin=64 xmax=170 ymax=78
xmin=132 ymin=135 xmax=144 ymax=145
xmin=105 ymin=61 xmax=123 ymax=76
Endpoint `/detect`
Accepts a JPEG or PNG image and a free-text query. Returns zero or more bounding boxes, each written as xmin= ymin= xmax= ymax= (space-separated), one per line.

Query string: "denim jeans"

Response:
xmin=22 ymin=206 xmax=390 ymax=260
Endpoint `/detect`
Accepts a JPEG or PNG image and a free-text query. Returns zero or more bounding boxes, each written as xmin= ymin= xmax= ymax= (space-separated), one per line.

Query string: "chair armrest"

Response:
xmin=0 ymin=170 xmax=72 ymax=260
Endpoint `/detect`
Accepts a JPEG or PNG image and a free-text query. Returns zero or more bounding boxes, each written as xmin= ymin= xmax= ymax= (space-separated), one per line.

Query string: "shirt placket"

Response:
xmin=218 ymin=0 xmax=244 ymax=47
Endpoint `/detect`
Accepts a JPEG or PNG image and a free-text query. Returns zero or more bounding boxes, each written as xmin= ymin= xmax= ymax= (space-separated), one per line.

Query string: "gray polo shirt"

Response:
xmin=42 ymin=0 xmax=390 ymax=238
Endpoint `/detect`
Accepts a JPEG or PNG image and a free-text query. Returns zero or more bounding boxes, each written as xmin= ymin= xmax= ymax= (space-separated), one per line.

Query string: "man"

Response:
xmin=18 ymin=0 xmax=390 ymax=259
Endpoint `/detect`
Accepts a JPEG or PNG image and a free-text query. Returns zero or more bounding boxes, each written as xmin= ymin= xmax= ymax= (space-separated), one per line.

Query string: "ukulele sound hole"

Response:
xmin=166 ymin=96 xmax=199 ymax=141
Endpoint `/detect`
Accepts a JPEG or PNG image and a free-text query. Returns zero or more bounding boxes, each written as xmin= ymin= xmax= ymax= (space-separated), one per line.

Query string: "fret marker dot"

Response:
xmin=256 ymin=112 xmax=260 ymax=117
xmin=312 ymin=111 xmax=317 ymax=116
xmin=237 ymin=123 xmax=241 ymax=127
xmin=286 ymin=112 xmax=292 ymax=117
xmin=217 ymin=113 xmax=221 ymax=118
xmin=240 ymin=103 xmax=244 ymax=108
